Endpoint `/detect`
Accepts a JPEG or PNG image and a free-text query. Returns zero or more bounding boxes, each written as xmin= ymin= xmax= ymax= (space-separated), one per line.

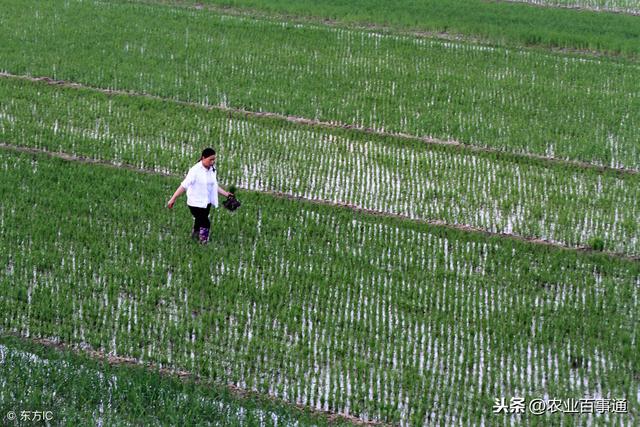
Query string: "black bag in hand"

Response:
xmin=223 ymin=194 xmax=241 ymax=211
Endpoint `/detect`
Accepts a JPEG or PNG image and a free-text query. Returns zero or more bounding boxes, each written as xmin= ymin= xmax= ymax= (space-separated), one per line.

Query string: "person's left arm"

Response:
xmin=217 ymin=186 xmax=233 ymax=198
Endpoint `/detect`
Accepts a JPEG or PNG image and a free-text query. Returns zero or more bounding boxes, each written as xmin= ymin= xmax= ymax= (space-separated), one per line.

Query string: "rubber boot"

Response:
xmin=198 ymin=227 xmax=209 ymax=244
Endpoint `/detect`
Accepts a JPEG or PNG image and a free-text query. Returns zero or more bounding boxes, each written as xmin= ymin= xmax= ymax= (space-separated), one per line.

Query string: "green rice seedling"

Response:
xmin=588 ymin=236 xmax=606 ymax=251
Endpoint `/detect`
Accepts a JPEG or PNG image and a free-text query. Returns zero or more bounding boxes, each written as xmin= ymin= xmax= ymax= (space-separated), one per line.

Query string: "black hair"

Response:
xmin=201 ymin=147 xmax=216 ymax=159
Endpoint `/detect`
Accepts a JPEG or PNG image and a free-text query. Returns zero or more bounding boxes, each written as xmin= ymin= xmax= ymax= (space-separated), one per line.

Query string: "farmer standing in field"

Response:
xmin=167 ymin=147 xmax=234 ymax=244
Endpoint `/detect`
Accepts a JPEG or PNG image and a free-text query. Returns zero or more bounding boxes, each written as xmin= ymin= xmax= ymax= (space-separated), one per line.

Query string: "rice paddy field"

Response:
xmin=0 ymin=0 xmax=638 ymax=426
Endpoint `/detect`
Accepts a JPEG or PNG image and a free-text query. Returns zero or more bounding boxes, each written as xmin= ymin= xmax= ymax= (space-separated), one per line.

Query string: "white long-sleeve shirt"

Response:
xmin=181 ymin=161 xmax=219 ymax=208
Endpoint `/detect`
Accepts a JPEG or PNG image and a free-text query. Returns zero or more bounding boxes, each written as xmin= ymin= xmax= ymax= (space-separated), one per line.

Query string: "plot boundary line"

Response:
xmin=2 ymin=142 xmax=637 ymax=262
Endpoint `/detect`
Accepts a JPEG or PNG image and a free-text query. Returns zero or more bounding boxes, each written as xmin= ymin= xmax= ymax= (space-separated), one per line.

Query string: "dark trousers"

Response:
xmin=188 ymin=204 xmax=211 ymax=232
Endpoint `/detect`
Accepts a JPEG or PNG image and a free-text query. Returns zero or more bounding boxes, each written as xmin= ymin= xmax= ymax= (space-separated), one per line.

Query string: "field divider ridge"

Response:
xmin=2 ymin=141 xmax=637 ymax=263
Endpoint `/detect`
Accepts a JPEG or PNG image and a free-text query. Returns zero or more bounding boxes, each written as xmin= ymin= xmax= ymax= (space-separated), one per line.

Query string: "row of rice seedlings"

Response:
xmin=1 ymin=78 xmax=638 ymax=255
xmin=1 ymin=150 xmax=637 ymax=425
xmin=1 ymin=0 xmax=639 ymax=168
xmin=0 ymin=335 xmax=341 ymax=426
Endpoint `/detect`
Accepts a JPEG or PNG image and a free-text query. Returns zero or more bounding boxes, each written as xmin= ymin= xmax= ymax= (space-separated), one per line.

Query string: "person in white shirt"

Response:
xmin=167 ymin=148 xmax=233 ymax=244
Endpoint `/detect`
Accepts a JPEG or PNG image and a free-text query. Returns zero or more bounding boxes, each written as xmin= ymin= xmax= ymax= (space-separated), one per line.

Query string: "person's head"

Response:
xmin=200 ymin=147 xmax=216 ymax=169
